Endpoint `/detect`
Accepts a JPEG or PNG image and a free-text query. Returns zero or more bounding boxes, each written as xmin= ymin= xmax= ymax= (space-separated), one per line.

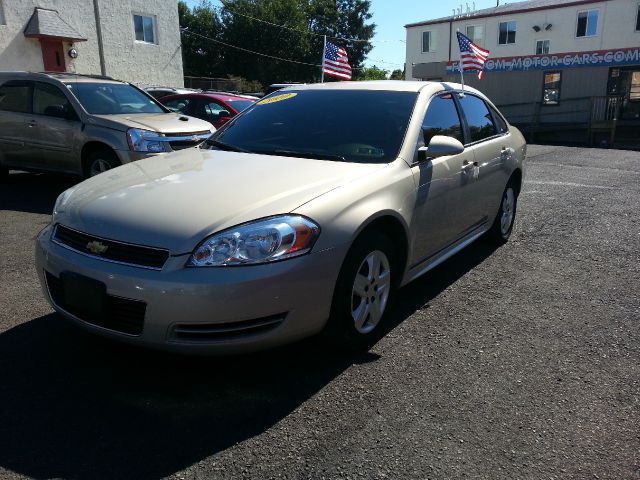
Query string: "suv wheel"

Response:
xmin=84 ymin=149 xmax=120 ymax=178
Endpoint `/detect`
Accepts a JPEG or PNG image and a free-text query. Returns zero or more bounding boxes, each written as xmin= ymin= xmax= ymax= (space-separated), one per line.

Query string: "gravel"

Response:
xmin=0 ymin=145 xmax=638 ymax=480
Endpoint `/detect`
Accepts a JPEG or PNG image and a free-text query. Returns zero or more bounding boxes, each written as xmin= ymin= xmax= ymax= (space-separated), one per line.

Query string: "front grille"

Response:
xmin=171 ymin=314 xmax=286 ymax=342
xmin=46 ymin=272 xmax=146 ymax=335
xmin=53 ymin=225 xmax=169 ymax=270
xmin=169 ymin=140 xmax=202 ymax=151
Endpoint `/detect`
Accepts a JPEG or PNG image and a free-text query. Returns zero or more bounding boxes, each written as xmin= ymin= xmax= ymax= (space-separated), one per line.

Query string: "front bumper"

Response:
xmin=35 ymin=225 xmax=347 ymax=354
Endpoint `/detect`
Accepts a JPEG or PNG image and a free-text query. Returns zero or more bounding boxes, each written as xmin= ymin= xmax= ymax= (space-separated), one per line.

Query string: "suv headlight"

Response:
xmin=126 ymin=128 xmax=167 ymax=153
xmin=187 ymin=215 xmax=320 ymax=267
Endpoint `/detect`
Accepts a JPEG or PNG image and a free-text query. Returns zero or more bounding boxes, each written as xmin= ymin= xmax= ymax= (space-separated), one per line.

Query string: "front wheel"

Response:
xmin=84 ymin=149 xmax=120 ymax=178
xmin=486 ymin=182 xmax=518 ymax=243
xmin=325 ymin=232 xmax=396 ymax=351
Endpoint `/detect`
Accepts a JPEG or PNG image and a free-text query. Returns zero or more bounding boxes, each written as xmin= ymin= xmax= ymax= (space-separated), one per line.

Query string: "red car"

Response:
xmin=160 ymin=92 xmax=256 ymax=129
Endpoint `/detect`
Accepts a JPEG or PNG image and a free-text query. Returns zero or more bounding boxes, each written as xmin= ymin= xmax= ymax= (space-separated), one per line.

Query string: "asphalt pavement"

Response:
xmin=0 ymin=145 xmax=638 ymax=480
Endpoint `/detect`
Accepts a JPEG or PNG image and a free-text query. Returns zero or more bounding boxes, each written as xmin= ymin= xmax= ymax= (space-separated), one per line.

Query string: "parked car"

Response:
xmin=161 ymin=92 xmax=256 ymax=129
xmin=0 ymin=72 xmax=214 ymax=178
xmin=142 ymin=85 xmax=200 ymax=100
xmin=36 ymin=81 xmax=526 ymax=354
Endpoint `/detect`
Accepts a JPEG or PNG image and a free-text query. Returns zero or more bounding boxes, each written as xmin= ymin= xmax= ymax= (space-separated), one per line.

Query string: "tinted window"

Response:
xmin=164 ymin=98 xmax=191 ymax=113
xmin=458 ymin=95 xmax=497 ymax=143
xmin=214 ymin=90 xmax=418 ymax=163
xmin=0 ymin=81 xmax=31 ymax=113
xmin=67 ymin=83 xmax=164 ymax=114
xmin=225 ymin=99 xmax=254 ymax=111
xmin=422 ymin=94 xmax=464 ymax=145
xmin=33 ymin=82 xmax=75 ymax=118
xmin=489 ymin=105 xmax=508 ymax=133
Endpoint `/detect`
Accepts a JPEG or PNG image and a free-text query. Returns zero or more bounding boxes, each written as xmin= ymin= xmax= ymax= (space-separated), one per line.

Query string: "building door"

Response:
xmin=40 ymin=40 xmax=66 ymax=72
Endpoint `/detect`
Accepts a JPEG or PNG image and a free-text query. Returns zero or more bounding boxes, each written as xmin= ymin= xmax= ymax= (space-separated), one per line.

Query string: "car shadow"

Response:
xmin=0 ymin=171 xmax=77 ymax=215
xmin=0 ymin=239 xmax=497 ymax=479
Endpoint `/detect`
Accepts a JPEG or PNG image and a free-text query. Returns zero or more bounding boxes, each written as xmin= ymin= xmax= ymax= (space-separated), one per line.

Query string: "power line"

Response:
xmin=181 ymin=28 xmax=405 ymax=70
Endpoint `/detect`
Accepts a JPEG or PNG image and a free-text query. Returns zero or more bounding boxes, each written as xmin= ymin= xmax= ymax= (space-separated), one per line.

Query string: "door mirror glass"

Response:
xmin=418 ymin=135 xmax=464 ymax=161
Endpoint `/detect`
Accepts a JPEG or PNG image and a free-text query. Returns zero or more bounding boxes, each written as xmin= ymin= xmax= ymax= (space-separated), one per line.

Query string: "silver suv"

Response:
xmin=0 ymin=72 xmax=214 ymax=178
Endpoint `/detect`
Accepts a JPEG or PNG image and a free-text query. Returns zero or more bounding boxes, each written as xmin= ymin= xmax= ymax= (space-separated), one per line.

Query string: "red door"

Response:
xmin=41 ymin=40 xmax=66 ymax=72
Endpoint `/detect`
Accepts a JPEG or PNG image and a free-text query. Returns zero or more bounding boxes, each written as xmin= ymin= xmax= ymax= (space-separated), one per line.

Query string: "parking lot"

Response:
xmin=0 ymin=145 xmax=638 ymax=480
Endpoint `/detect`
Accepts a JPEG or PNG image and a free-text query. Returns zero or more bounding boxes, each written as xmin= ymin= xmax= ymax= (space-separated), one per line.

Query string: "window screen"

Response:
xmin=577 ymin=10 xmax=598 ymax=37
xmin=498 ymin=21 xmax=517 ymax=44
xmin=134 ymin=14 xmax=155 ymax=43
xmin=458 ymin=94 xmax=497 ymax=143
xmin=0 ymin=81 xmax=31 ymax=113
xmin=421 ymin=94 xmax=464 ymax=145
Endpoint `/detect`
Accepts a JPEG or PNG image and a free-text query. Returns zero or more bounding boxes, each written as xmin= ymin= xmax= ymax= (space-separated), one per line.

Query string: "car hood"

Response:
xmin=89 ymin=113 xmax=213 ymax=134
xmin=54 ymin=149 xmax=387 ymax=254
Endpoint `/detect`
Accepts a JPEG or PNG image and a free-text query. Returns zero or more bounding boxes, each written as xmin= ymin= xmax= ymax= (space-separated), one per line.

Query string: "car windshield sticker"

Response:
xmin=258 ymin=92 xmax=297 ymax=105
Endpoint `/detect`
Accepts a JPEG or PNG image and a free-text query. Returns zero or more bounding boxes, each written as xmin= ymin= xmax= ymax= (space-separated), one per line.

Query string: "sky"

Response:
xmin=184 ymin=0 xmax=507 ymax=71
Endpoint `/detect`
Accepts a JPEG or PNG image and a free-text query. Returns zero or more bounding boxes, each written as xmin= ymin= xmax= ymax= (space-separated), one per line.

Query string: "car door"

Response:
xmin=409 ymin=93 xmax=474 ymax=266
xmin=30 ymin=81 xmax=83 ymax=172
xmin=0 ymin=80 xmax=38 ymax=168
xmin=455 ymin=93 xmax=510 ymax=228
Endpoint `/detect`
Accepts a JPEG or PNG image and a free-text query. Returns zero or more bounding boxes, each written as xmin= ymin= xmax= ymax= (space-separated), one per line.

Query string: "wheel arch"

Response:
xmin=81 ymin=141 xmax=120 ymax=175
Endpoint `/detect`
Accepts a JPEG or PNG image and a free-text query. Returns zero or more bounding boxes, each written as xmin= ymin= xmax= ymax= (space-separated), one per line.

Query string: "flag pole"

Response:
xmin=320 ymin=35 xmax=327 ymax=83
xmin=457 ymin=29 xmax=465 ymax=95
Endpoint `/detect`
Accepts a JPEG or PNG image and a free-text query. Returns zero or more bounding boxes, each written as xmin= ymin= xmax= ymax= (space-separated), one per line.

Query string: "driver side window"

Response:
xmin=421 ymin=94 xmax=464 ymax=146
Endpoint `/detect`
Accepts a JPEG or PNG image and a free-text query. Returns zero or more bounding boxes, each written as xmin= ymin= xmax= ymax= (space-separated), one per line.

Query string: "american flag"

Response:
xmin=456 ymin=31 xmax=490 ymax=79
xmin=323 ymin=41 xmax=352 ymax=80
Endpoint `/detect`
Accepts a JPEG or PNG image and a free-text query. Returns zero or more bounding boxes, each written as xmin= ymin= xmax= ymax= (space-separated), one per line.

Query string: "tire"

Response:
xmin=486 ymin=179 xmax=518 ymax=243
xmin=83 ymin=149 xmax=120 ymax=178
xmin=325 ymin=232 xmax=396 ymax=351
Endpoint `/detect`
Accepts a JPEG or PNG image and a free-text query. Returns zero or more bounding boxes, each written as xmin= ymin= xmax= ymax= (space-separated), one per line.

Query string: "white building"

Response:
xmin=0 ymin=0 xmax=184 ymax=87
xmin=405 ymin=0 xmax=640 ymax=137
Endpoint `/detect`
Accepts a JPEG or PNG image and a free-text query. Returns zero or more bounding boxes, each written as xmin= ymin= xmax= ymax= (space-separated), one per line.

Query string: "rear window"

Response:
xmin=67 ymin=82 xmax=164 ymax=114
xmin=0 ymin=81 xmax=31 ymax=113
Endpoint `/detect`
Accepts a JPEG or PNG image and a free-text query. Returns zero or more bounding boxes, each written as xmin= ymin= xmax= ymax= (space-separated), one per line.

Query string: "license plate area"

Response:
xmin=61 ymin=272 xmax=107 ymax=321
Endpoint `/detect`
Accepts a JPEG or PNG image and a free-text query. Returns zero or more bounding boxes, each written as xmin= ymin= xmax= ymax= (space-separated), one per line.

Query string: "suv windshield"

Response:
xmin=212 ymin=90 xmax=418 ymax=163
xmin=67 ymin=83 xmax=164 ymax=115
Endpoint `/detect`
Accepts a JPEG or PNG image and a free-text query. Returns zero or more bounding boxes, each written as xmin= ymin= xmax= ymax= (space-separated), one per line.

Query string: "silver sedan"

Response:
xmin=35 ymin=81 xmax=526 ymax=353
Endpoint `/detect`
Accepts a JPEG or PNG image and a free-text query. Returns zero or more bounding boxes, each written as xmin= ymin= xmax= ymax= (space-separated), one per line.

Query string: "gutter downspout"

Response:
xmin=92 ymin=0 xmax=107 ymax=76
xmin=448 ymin=19 xmax=452 ymax=63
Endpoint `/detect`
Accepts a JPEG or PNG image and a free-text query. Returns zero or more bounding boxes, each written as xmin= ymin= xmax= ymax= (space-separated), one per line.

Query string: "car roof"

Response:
xmin=0 ymin=71 xmax=124 ymax=84
xmin=278 ymin=80 xmax=483 ymax=96
xmin=165 ymin=92 xmax=256 ymax=102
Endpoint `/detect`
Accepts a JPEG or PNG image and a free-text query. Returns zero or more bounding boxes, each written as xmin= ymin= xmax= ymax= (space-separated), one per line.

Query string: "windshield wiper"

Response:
xmin=207 ymin=139 xmax=249 ymax=153
xmin=255 ymin=149 xmax=347 ymax=162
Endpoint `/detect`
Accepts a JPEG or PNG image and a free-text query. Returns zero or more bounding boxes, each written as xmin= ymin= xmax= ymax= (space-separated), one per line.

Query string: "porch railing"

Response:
xmin=590 ymin=96 xmax=624 ymax=123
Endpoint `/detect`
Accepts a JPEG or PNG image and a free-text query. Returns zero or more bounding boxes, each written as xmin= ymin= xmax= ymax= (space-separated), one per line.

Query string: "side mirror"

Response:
xmin=418 ymin=135 xmax=464 ymax=161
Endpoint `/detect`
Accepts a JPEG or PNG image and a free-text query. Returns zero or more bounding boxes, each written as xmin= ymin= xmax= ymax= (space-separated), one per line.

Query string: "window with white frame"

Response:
xmin=465 ymin=25 xmax=484 ymax=45
xmin=422 ymin=31 xmax=432 ymax=52
xmin=576 ymin=10 xmax=598 ymax=37
xmin=498 ymin=21 xmax=517 ymax=44
xmin=536 ymin=40 xmax=550 ymax=55
xmin=133 ymin=14 xmax=156 ymax=43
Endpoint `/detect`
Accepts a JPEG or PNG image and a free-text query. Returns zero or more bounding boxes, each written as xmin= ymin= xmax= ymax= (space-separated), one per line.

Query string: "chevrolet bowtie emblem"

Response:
xmin=86 ymin=240 xmax=108 ymax=255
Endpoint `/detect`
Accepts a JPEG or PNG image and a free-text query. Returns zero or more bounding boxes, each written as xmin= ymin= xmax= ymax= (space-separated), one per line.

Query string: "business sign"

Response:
xmin=446 ymin=47 xmax=640 ymax=74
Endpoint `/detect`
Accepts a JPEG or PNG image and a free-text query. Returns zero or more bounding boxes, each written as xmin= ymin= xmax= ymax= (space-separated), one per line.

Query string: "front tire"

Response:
xmin=84 ymin=149 xmax=120 ymax=178
xmin=486 ymin=181 xmax=518 ymax=243
xmin=325 ymin=232 xmax=396 ymax=351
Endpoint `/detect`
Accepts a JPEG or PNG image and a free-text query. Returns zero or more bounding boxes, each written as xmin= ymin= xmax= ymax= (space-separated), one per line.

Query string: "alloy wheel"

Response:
xmin=500 ymin=187 xmax=515 ymax=236
xmin=89 ymin=158 xmax=113 ymax=177
xmin=351 ymin=250 xmax=391 ymax=334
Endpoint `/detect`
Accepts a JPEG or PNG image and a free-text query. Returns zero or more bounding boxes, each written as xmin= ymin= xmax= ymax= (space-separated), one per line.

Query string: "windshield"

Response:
xmin=225 ymin=99 xmax=255 ymax=111
xmin=67 ymin=83 xmax=164 ymax=115
xmin=212 ymin=90 xmax=418 ymax=163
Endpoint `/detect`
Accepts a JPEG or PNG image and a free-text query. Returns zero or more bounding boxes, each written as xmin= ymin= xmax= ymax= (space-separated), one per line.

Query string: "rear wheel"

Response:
xmin=486 ymin=181 xmax=518 ymax=243
xmin=325 ymin=232 xmax=396 ymax=351
xmin=84 ymin=149 xmax=120 ymax=178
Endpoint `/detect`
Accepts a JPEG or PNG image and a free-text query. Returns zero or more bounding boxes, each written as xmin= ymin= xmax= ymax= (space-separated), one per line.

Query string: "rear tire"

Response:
xmin=486 ymin=180 xmax=518 ymax=243
xmin=325 ymin=232 xmax=396 ymax=352
xmin=83 ymin=149 xmax=120 ymax=178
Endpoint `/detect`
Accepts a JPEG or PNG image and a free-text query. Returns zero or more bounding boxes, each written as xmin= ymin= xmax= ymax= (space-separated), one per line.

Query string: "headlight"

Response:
xmin=126 ymin=128 xmax=167 ymax=153
xmin=53 ymin=188 xmax=74 ymax=217
xmin=187 ymin=215 xmax=320 ymax=267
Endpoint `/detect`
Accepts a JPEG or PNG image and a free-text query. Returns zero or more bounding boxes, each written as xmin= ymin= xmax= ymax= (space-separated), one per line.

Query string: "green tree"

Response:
xmin=178 ymin=1 xmax=225 ymax=77
xmin=357 ymin=65 xmax=388 ymax=80
xmin=389 ymin=68 xmax=404 ymax=80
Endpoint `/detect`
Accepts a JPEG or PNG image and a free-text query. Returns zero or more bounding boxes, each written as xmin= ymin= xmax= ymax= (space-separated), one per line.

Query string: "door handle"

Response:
xmin=27 ymin=120 xmax=37 ymax=127
xmin=461 ymin=160 xmax=478 ymax=170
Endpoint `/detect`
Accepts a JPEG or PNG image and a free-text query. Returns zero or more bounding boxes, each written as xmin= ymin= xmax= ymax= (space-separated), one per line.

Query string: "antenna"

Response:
xmin=452 ymin=8 xmax=456 ymax=17
xmin=466 ymin=3 xmax=470 ymax=15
